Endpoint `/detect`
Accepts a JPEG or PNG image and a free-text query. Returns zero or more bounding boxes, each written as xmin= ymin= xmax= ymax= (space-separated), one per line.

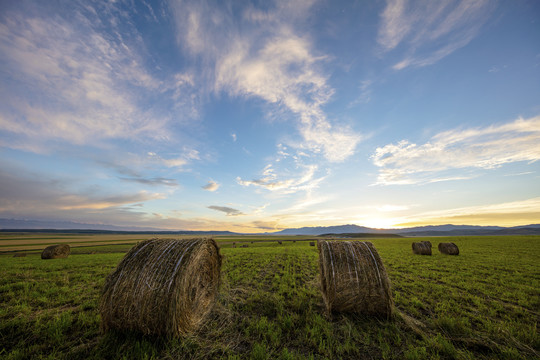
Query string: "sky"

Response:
xmin=0 ymin=0 xmax=539 ymax=232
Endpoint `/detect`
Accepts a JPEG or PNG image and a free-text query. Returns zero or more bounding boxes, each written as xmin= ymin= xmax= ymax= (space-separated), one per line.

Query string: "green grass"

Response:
xmin=0 ymin=236 xmax=539 ymax=359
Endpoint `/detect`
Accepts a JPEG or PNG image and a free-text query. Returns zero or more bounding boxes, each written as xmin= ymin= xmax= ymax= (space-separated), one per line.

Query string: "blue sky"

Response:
xmin=0 ymin=0 xmax=539 ymax=232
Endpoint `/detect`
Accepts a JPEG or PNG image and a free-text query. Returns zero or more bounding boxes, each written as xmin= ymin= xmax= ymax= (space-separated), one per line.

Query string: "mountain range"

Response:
xmin=1 ymin=218 xmax=539 ymax=236
xmin=269 ymin=224 xmax=540 ymax=236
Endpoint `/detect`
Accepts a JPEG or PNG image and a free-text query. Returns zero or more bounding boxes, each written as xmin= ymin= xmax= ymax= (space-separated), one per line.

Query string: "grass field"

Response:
xmin=0 ymin=234 xmax=538 ymax=359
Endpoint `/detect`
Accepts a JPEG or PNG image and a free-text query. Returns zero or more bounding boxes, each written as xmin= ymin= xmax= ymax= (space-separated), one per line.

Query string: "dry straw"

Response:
xmin=317 ymin=240 xmax=393 ymax=318
xmin=41 ymin=244 xmax=70 ymax=259
xmin=412 ymin=241 xmax=432 ymax=255
xmin=100 ymin=238 xmax=222 ymax=337
xmin=438 ymin=242 xmax=459 ymax=255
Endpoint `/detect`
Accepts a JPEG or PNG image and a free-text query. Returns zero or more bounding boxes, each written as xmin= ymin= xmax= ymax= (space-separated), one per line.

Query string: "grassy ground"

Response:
xmin=0 ymin=235 xmax=538 ymax=359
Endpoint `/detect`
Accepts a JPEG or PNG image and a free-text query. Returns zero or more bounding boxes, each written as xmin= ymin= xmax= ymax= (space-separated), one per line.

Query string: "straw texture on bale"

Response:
xmin=438 ymin=242 xmax=459 ymax=255
xmin=317 ymin=240 xmax=393 ymax=318
xmin=412 ymin=241 xmax=432 ymax=255
xmin=41 ymin=244 xmax=70 ymax=259
xmin=100 ymin=238 xmax=221 ymax=337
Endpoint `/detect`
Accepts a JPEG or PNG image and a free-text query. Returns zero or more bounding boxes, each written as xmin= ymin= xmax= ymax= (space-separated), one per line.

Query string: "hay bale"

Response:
xmin=412 ymin=241 xmax=432 ymax=255
xmin=317 ymin=240 xmax=393 ymax=318
xmin=41 ymin=244 xmax=70 ymax=259
xmin=309 ymin=242 xmax=315 ymax=247
xmin=100 ymin=238 xmax=221 ymax=337
xmin=277 ymin=241 xmax=283 ymax=245
xmin=438 ymin=242 xmax=459 ymax=255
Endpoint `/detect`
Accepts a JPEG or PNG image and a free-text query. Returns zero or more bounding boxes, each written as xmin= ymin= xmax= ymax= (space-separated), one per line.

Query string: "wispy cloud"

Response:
xmin=171 ymin=0 xmax=362 ymax=162
xmin=207 ymin=205 xmax=244 ymax=216
xmin=0 ymin=3 xmax=197 ymax=152
xmin=372 ymin=116 xmax=540 ymax=185
xmin=488 ymin=65 xmax=508 ymax=73
xmin=237 ymin=163 xmax=325 ymax=194
xmin=251 ymin=220 xmax=283 ymax=231
xmin=147 ymin=151 xmax=199 ymax=169
xmin=202 ymin=180 xmax=220 ymax=192
xmin=377 ymin=0 xmax=493 ymax=70
xmin=119 ymin=177 xmax=178 ymax=187
xmin=349 ymin=80 xmax=373 ymax=106
xmin=0 ymin=168 xmax=164 ymax=217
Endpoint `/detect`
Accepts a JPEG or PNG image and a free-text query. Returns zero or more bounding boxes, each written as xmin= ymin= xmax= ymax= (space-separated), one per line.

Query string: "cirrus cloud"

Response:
xmin=371 ymin=116 xmax=540 ymax=185
xmin=237 ymin=163 xmax=325 ymax=194
xmin=207 ymin=205 xmax=244 ymax=216
xmin=202 ymin=180 xmax=220 ymax=192
xmin=170 ymin=0 xmax=362 ymax=162
xmin=378 ymin=0 xmax=494 ymax=70
xmin=0 ymin=3 xmax=197 ymax=153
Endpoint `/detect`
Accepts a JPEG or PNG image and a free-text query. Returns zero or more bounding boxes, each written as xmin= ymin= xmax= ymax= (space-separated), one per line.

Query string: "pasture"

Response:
xmin=0 ymin=234 xmax=538 ymax=359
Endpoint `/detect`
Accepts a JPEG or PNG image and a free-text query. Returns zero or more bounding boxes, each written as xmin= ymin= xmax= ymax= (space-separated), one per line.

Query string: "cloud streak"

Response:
xmin=377 ymin=0 xmax=493 ymax=70
xmin=0 ymin=169 xmax=165 ymax=218
xmin=202 ymin=180 xmax=220 ymax=192
xmin=237 ymin=163 xmax=325 ymax=194
xmin=0 ymin=3 xmax=197 ymax=153
xmin=208 ymin=206 xmax=244 ymax=216
xmin=372 ymin=116 xmax=540 ymax=185
xmin=119 ymin=177 xmax=178 ymax=187
xmin=171 ymin=0 xmax=362 ymax=162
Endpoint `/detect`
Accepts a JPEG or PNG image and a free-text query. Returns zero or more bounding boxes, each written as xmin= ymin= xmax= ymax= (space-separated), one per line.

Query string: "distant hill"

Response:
xmin=1 ymin=218 xmax=539 ymax=236
xmin=269 ymin=223 xmax=540 ymax=236
xmin=0 ymin=218 xmax=161 ymax=232
xmin=400 ymin=227 xmax=540 ymax=237
xmin=0 ymin=218 xmax=238 ymax=235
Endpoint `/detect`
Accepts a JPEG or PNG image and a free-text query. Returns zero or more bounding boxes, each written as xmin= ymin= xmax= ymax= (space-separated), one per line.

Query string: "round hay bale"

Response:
xmin=100 ymin=238 xmax=222 ymax=337
xmin=438 ymin=242 xmax=459 ymax=255
xmin=317 ymin=240 xmax=393 ymax=318
xmin=412 ymin=241 xmax=432 ymax=255
xmin=309 ymin=242 xmax=315 ymax=247
xmin=41 ymin=244 xmax=70 ymax=259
